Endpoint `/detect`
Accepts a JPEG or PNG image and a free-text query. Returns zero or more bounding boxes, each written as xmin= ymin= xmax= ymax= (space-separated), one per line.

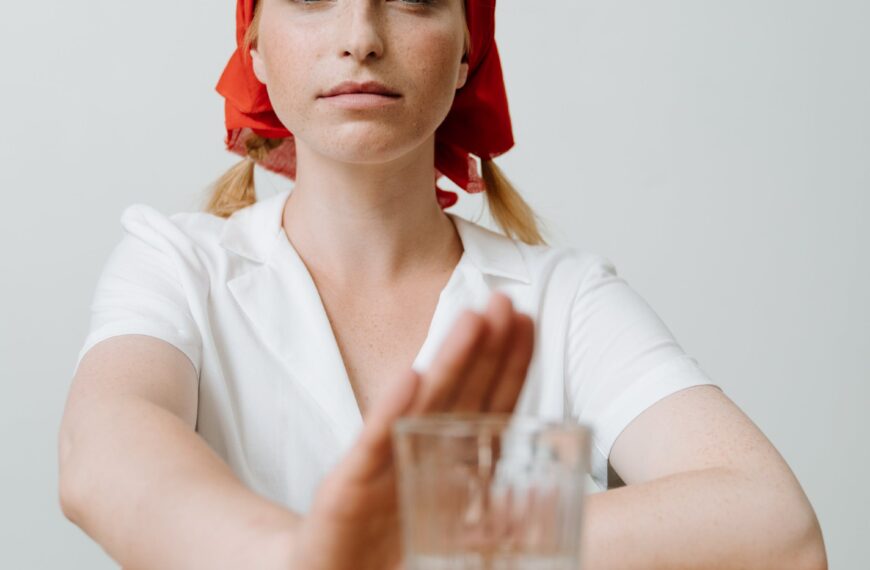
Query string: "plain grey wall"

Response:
xmin=1 ymin=0 xmax=866 ymax=567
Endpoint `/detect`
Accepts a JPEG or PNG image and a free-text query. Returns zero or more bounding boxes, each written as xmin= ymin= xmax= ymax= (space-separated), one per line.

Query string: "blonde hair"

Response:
xmin=205 ymin=1 xmax=546 ymax=246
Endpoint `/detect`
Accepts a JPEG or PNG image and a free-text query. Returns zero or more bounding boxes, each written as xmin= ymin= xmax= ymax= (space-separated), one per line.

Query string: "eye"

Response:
xmin=290 ymin=0 xmax=436 ymax=4
xmin=290 ymin=0 xmax=437 ymax=3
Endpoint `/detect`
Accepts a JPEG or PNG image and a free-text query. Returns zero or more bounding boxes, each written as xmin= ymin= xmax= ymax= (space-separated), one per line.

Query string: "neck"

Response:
xmin=281 ymin=137 xmax=463 ymax=289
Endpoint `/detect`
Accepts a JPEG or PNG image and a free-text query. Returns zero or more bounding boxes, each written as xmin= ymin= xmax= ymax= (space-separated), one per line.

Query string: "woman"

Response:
xmin=58 ymin=0 xmax=827 ymax=568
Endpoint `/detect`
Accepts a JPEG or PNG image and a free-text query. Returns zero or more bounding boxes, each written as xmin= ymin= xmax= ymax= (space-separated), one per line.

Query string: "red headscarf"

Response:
xmin=215 ymin=0 xmax=513 ymax=209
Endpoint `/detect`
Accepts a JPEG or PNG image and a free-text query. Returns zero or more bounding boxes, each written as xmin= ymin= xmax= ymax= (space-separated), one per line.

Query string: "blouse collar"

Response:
xmin=219 ymin=189 xmax=531 ymax=284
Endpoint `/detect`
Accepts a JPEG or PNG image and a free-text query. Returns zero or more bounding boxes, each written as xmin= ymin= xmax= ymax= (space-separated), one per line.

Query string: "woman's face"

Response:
xmin=250 ymin=0 xmax=469 ymax=165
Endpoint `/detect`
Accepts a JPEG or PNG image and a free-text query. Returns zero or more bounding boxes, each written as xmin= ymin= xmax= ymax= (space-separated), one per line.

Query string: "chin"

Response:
xmin=313 ymin=127 xmax=427 ymax=164
xmin=322 ymin=146 xmax=415 ymax=166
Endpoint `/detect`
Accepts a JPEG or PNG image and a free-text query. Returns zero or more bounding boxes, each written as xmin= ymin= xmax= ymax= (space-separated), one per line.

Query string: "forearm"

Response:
xmin=58 ymin=395 xmax=299 ymax=569
xmin=579 ymin=467 xmax=827 ymax=570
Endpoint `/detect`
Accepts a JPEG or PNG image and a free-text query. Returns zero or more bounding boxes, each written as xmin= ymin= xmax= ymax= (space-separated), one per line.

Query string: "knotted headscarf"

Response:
xmin=215 ymin=0 xmax=514 ymax=209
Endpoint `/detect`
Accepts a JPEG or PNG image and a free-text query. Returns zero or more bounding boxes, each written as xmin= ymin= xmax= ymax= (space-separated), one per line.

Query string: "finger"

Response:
xmin=450 ymin=292 xmax=515 ymax=412
xmin=409 ymin=310 xmax=487 ymax=413
xmin=340 ymin=367 xmax=421 ymax=483
xmin=486 ymin=312 xmax=535 ymax=412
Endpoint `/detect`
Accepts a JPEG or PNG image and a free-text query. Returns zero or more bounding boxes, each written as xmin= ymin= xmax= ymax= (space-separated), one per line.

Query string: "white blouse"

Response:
xmin=73 ymin=189 xmax=719 ymax=513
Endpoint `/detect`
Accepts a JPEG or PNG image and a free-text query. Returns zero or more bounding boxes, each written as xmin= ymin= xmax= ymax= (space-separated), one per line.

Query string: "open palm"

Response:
xmin=290 ymin=292 xmax=535 ymax=570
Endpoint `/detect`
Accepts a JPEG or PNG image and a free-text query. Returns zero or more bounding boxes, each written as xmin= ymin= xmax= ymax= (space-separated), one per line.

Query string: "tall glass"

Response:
xmin=393 ymin=414 xmax=592 ymax=570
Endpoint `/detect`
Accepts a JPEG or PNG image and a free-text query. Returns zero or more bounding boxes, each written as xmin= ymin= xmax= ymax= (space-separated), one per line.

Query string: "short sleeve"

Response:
xmin=564 ymin=255 xmax=720 ymax=490
xmin=73 ymin=204 xmax=204 ymax=378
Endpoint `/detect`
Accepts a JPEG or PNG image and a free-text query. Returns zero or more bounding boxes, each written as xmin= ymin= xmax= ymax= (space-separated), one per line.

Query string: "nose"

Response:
xmin=339 ymin=1 xmax=385 ymax=62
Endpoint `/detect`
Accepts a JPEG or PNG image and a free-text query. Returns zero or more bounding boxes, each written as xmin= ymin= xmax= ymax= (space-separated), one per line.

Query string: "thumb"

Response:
xmin=341 ymin=367 xmax=421 ymax=482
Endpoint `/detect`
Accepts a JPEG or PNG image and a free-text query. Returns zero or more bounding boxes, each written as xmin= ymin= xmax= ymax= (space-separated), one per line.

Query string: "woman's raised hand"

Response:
xmin=287 ymin=291 xmax=535 ymax=570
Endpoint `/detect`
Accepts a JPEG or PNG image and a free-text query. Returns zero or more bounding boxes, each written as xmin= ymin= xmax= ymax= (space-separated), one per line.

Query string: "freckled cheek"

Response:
xmin=401 ymin=32 xmax=462 ymax=97
xmin=263 ymin=38 xmax=317 ymax=107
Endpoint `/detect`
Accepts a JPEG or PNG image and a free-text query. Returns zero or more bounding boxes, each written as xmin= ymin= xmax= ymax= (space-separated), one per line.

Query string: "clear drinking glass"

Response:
xmin=393 ymin=413 xmax=592 ymax=570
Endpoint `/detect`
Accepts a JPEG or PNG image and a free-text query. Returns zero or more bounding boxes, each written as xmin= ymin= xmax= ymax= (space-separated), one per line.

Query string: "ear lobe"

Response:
xmin=456 ymin=62 xmax=469 ymax=90
xmin=250 ymin=48 xmax=268 ymax=85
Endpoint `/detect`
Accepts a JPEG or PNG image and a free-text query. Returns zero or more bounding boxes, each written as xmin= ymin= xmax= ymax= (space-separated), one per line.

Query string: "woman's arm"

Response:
xmin=59 ymin=293 xmax=531 ymax=570
xmin=58 ymin=335 xmax=298 ymax=569
xmin=579 ymin=385 xmax=827 ymax=570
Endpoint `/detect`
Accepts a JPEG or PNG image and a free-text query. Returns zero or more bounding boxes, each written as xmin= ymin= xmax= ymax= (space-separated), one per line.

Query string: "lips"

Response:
xmin=320 ymin=80 xmax=400 ymax=98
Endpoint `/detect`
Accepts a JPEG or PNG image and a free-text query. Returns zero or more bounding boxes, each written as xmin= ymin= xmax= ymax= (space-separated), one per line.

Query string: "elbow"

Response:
xmin=57 ymin=419 xmax=85 ymax=525
xmin=773 ymin=490 xmax=828 ymax=570
xmin=59 ymin=476 xmax=81 ymax=525
xmin=790 ymin=512 xmax=828 ymax=570
xmin=58 ymin=468 xmax=82 ymax=525
xmin=733 ymin=466 xmax=828 ymax=570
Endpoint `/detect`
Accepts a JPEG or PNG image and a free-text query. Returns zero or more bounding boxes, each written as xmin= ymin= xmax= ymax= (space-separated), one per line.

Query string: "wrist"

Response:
xmin=250 ymin=516 xmax=303 ymax=570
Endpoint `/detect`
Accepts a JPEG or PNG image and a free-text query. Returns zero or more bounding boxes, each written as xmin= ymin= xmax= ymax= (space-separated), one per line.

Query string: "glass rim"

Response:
xmin=392 ymin=412 xmax=592 ymax=439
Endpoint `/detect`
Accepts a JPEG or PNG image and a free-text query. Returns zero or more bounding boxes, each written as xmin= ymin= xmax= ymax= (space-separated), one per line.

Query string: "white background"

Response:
xmin=0 ymin=0 xmax=866 ymax=567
